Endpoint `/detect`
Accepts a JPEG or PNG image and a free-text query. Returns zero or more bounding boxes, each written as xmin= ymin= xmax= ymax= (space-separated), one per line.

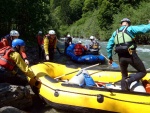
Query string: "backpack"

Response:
xmin=83 ymin=73 xmax=95 ymax=87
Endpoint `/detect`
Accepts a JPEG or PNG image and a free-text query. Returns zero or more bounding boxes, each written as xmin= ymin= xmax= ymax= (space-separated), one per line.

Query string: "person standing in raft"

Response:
xmin=106 ymin=18 xmax=150 ymax=91
xmin=43 ymin=30 xmax=57 ymax=62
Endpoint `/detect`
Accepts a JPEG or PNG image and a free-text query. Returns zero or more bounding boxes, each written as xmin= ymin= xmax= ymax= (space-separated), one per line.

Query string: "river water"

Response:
xmin=31 ymin=38 xmax=150 ymax=113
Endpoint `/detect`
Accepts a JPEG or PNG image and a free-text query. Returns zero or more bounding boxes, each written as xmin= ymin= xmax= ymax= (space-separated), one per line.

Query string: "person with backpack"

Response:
xmin=0 ymin=30 xmax=29 ymax=65
xmin=43 ymin=30 xmax=57 ymax=62
xmin=36 ymin=31 xmax=44 ymax=60
xmin=0 ymin=39 xmax=40 ymax=85
xmin=106 ymin=18 xmax=150 ymax=91
xmin=88 ymin=36 xmax=101 ymax=55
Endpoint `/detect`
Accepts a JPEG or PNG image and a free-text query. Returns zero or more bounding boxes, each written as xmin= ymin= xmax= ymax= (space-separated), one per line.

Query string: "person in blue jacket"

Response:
xmin=106 ymin=18 xmax=150 ymax=91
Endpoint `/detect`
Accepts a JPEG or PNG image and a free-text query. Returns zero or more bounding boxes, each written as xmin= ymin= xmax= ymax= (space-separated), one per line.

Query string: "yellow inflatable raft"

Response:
xmin=28 ymin=62 xmax=150 ymax=113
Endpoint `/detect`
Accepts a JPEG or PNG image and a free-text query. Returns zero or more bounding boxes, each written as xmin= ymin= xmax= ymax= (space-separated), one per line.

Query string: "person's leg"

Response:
xmin=128 ymin=51 xmax=147 ymax=84
xmin=64 ymin=43 xmax=68 ymax=54
xmin=38 ymin=45 xmax=41 ymax=60
xmin=49 ymin=48 xmax=54 ymax=62
xmin=41 ymin=47 xmax=44 ymax=61
xmin=119 ymin=57 xmax=129 ymax=90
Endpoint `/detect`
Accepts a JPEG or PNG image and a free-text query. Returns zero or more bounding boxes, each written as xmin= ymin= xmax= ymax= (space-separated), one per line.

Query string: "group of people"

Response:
xmin=0 ymin=29 xmax=59 ymax=86
xmin=0 ymin=30 xmax=40 ymax=85
xmin=1 ymin=18 xmax=150 ymax=92
xmin=73 ymin=36 xmax=100 ymax=56
xmin=36 ymin=30 xmax=57 ymax=62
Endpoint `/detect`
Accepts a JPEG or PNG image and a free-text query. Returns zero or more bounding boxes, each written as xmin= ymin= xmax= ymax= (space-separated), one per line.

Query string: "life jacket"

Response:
xmin=74 ymin=44 xmax=86 ymax=56
xmin=65 ymin=37 xmax=72 ymax=47
xmin=2 ymin=34 xmax=12 ymax=46
xmin=90 ymin=41 xmax=99 ymax=49
xmin=46 ymin=34 xmax=56 ymax=48
xmin=0 ymin=46 xmax=16 ymax=71
xmin=0 ymin=36 xmax=11 ymax=49
xmin=66 ymin=37 xmax=72 ymax=44
xmin=114 ymin=26 xmax=136 ymax=54
xmin=0 ymin=42 xmax=5 ymax=49
xmin=36 ymin=35 xmax=43 ymax=45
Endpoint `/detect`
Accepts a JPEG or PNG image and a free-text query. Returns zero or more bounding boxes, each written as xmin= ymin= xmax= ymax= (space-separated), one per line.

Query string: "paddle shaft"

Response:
xmin=54 ymin=63 xmax=100 ymax=79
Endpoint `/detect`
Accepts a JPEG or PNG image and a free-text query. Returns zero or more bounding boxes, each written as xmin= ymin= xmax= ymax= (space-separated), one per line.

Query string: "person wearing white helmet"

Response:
xmin=43 ymin=30 xmax=57 ymax=61
xmin=0 ymin=30 xmax=20 ymax=47
xmin=0 ymin=30 xmax=29 ymax=65
xmin=64 ymin=34 xmax=72 ymax=54
xmin=88 ymin=35 xmax=100 ymax=55
xmin=89 ymin=36 xmax=95 ymax=40
xmin=107 ymin=18 xmax=150 ymax=91
xmin=36 ymin=31 xmax=44 ymax=60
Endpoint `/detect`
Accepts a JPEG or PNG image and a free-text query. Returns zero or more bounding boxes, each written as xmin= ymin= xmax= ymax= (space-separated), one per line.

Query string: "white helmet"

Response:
xmin=49 ymin=30 xmax=55 ymax=35
xmin=10 ymin=30 xmax=19 ymax=37
xmin=67 ymin=34 xmax=71 ymax=37
xmin=78 ymin=40 xmax=82 ymax=43
xmin=90 ymin=36 xmax=95 ymax=40
xmin=38 ymin=31 xmax=42 ymax=34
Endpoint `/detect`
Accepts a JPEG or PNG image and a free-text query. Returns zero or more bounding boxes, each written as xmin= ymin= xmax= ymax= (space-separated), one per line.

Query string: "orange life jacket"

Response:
xmin=0 ymin=38 xmax=9 ymax=49
xmin=0 ymin=46 xmax=16 ymax=71
xmin=74 ymin=44 xmax=87 ymax=56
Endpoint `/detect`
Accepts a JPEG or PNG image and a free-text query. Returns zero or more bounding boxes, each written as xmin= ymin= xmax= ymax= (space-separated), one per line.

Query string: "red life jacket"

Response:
xmin=0 ymin=46 xmax=16 ymax=71
xmin=0 ymin=38 xmax=9 ymax=49
xmin=36 ymin=35 xmax=43 ymax=45
xmin=74 ymin=44 xmax=86 ymax=56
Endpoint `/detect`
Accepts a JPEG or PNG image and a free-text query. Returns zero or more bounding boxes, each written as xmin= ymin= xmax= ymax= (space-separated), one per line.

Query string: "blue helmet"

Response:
xmin=121 ymin=18 xmax=131 ymax=24
xmin=12 ymin=39 xmax=25 ymax=47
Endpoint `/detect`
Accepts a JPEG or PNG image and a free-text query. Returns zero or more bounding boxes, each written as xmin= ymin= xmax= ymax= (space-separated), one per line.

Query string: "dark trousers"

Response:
xmin=48 ymin=48 xmax=54 ymax=62
xmin=38 ymin=44 xmax=44 ymax=61
xmin=119 ymin=51 xmax=147 ymax=90
xmin=64 ymin=43 xmax=69 ymax=54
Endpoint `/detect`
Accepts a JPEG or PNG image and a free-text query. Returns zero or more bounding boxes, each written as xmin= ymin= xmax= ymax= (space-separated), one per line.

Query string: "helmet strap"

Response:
xmin=13 ymin=46 xmax=20 ymax=52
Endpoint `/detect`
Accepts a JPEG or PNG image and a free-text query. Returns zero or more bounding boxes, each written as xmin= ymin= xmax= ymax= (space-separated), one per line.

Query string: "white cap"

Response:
xmin=49 ymin=30 xmax=55 ymax=35
xmin=90 ymin=36 xmax=95 ymax=40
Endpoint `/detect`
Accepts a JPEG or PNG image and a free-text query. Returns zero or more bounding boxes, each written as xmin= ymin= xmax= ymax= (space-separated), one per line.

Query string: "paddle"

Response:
xmin=54 ymin=63 xmax=100 ymax=79
xmin=101 ymin=53 xmax=119 ymax=68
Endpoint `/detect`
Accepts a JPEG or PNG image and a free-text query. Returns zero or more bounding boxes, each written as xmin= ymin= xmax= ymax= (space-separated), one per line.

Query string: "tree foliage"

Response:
xmin=0 ymin=0 xmax=149 ymax=43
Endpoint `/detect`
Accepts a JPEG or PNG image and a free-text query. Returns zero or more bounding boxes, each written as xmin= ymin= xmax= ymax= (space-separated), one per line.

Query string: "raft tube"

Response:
xmin=66 ymin=43 xmax=105 ymax=63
